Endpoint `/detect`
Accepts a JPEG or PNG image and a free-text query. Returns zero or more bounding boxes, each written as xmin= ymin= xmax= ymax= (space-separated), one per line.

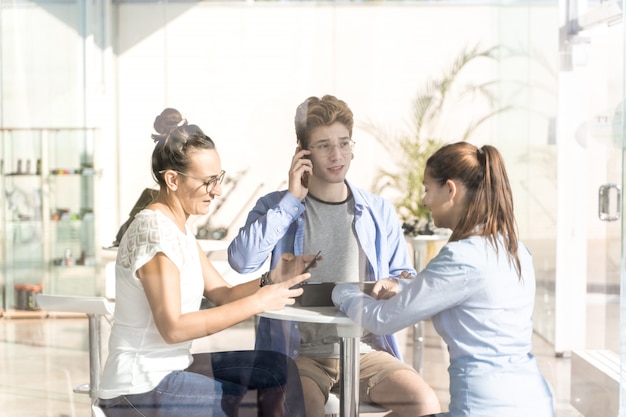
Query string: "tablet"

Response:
xmin=294 ymin=281 xmax=376 ymax=307
xmin=294 ymin=282 xmax=335 ymax=307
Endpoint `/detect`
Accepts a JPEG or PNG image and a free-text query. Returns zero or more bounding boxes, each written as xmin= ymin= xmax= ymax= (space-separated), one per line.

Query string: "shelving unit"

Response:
xmin=0 ymin=128 xmax=101 ymax=314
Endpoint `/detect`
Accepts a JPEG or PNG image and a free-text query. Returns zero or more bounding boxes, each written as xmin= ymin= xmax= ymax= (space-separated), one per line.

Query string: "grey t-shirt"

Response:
xmin=300 ymin=192 xmax=375 ymax=357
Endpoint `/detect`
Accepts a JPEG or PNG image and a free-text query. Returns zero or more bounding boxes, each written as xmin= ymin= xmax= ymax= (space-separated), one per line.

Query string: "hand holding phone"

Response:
xmin=301 ymin=250 xmax=322 ymax=274
xmin=289 ymin=146 xmax=312 ymax=200
xmin=300 ymin=149 xmax=311 ymax=188
xmin=301 ymin=170 xmax=310 ymax=188
xmin=291 ymin=251 xmax=322 ymax=289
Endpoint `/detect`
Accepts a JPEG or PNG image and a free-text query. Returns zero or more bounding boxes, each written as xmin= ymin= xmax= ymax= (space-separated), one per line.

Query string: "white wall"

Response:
xmin=1 ymin=0 xmax=568 ymax=345
xmin=0 ymin=1 xmax=560 ymax=262
xmin=112 ymin=3 xmax=559 ymax=245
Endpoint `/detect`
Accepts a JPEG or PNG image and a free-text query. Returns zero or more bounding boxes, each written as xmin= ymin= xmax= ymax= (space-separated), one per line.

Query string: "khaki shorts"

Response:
xmin=294 ymin=351 xmax=417 ymax=403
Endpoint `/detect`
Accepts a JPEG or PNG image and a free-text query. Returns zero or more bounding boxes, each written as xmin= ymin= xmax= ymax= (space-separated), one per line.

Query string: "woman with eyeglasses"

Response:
xmin=97 ymin=108 xmax=312 ymax=417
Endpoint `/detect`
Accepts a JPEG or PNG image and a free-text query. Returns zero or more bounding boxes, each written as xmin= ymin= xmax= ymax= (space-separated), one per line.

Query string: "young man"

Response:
xmin=228 ymin=95 xmax=440 ymax=417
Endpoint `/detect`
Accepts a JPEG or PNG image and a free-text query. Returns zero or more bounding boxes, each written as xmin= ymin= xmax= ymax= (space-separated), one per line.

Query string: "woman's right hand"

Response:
xmin=257 ymin=274 xmax=307 ymax=311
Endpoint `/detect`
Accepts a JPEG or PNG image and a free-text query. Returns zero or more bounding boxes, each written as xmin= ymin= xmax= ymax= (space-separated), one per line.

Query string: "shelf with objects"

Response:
xmin=0 ymin=128 xmax=101 ymax=316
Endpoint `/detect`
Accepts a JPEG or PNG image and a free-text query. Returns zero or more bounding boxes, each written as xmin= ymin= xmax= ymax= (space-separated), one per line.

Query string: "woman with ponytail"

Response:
xmin=98 ymin=108 xmax=309 ymax=417
xmin=332 ymin=142 xmax=555 ymax=416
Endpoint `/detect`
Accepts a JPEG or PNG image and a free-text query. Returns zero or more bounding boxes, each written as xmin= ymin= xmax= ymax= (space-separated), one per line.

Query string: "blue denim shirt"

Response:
xmin=227 ymin=180 xmax=415 ymax=359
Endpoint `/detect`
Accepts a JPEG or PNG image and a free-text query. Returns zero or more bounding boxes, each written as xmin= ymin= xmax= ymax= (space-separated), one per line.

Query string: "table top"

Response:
xmin=258 ymin=306 xmax=360 ymax=336
xmin=258 ymin=306 xmax=355 ymax=324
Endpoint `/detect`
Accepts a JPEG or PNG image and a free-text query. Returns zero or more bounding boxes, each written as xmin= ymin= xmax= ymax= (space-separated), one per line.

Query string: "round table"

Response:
xmin=258 ymin=306 xmax=361 ymax=417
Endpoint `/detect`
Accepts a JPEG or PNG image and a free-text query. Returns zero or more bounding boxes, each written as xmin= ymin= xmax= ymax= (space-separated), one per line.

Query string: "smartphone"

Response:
xmin=301 ymin=250 xmax=322 ymax=274
xmin=301 ymin=153 xmax=311 ymax=188
xmin=297 ymin=144 xmax=312 ymax=188
xmin=301 ymin=171 xmax=310 ymax=188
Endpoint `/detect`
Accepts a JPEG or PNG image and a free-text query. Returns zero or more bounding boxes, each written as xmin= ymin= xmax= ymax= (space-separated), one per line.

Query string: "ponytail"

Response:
xmin=426 ymin=142 xmax=521 ymax=278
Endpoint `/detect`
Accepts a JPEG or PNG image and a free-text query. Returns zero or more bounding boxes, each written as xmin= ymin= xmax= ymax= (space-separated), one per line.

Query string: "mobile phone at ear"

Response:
xmin=301 ymin=153 xmax=311 ymax=187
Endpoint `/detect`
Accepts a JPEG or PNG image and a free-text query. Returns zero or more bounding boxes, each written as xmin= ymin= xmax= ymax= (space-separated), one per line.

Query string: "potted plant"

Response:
xmin=367 ymin=44 xmax=512 ymax=236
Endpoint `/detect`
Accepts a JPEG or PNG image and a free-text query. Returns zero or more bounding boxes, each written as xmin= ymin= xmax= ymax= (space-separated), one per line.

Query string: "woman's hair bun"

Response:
xmin=153 ymin=108 xmax=185 ymax=135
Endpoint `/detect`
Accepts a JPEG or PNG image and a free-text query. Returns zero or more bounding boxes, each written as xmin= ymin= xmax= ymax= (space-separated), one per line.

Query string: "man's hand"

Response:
xmin=287 ymin=147 xmax=312 ymax=201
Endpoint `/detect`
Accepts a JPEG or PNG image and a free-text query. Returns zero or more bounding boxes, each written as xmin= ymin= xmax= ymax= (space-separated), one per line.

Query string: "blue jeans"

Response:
xmin=98 ymin=350 xmax=305 ymax=417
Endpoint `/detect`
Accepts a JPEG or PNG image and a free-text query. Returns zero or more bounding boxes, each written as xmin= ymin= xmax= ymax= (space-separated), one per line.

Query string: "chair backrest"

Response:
xmin=36 ymin=294 xmax=115 ymax=316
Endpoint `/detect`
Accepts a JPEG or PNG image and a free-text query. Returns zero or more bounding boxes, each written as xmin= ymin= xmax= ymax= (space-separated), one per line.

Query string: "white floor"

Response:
xmin=0 ymin=312 xmax=582 ymax=417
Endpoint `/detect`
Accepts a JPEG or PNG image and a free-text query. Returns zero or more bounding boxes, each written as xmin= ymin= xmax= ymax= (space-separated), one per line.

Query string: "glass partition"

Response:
xmin=4 ymin=0 xmax=626 ymax=414
xmin=559 ymin=1 xmax=625 ymax=416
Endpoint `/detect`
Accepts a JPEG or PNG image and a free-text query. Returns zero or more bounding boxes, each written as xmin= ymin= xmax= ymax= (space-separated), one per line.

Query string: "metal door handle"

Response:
xmin=598 ymin=184 xmax=621 ymax=221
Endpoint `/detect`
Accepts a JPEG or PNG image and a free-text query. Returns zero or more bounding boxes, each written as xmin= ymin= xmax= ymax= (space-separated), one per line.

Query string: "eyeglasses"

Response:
xmin=160 ymin=169 xmax=225 ymax=193
xmin=308 ymin=139 xmax=355 ymax=157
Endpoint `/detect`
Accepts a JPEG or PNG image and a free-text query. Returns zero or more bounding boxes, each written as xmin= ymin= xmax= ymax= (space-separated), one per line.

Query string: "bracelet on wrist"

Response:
xmin=259 ymin=271 xmax=273 ymax=287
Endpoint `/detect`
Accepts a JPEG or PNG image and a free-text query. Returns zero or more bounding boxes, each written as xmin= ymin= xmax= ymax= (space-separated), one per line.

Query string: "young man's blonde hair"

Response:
xmin=294 ymin=95 xmax=354 ymax=149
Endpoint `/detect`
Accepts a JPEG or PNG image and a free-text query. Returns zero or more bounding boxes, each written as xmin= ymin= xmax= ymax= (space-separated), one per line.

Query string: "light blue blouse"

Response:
xmin=332 ymin=235 xmax=555 ymax=417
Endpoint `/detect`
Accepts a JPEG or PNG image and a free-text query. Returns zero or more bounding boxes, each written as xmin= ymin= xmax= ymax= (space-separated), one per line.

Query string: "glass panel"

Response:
xmin=0 ymin=130 xmax=45 ymax=311
xmin=495 ymin=6 xmax=560 ymax=347
xmin=582 ymin=21 xmax=623 ymax=354
xmin=0 ymin=128 xmax=100 ymax=311
xmin=565 ymin=1 xmax=624 ymax=415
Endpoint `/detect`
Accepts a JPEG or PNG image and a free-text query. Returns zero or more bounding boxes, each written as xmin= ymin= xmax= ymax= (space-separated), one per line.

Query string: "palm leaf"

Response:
xmin=367 ymin=44 xmax=512 ymax=232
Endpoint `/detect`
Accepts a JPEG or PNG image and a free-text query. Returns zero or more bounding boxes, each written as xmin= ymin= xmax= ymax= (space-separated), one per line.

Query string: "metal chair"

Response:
xmin=324 ymin=391 xmax=388 ymax=416
xmin=36 ymin=294 xmax=114 ymax=417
